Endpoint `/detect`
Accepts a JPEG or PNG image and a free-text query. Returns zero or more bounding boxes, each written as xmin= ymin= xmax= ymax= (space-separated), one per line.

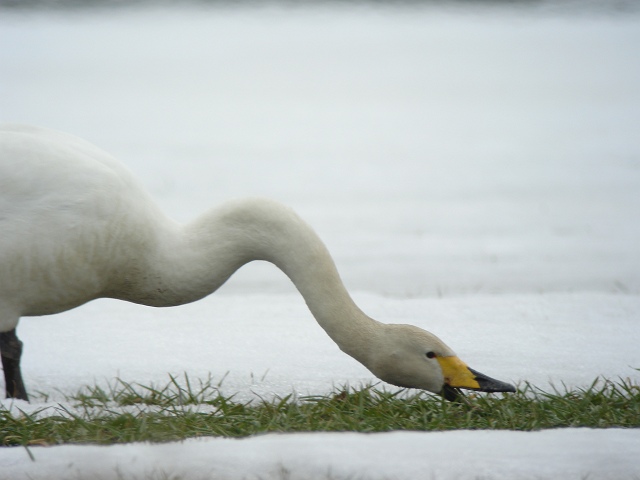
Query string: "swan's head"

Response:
xmin=368 ymin=324 xmax=515 ymax=401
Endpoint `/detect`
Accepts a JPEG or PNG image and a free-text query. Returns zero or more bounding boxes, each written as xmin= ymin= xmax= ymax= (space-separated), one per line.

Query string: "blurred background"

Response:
xmin=1 ymin=0 xmax=640 ymax=12
xmin=1 ymin=0 xmax=639 ymax=297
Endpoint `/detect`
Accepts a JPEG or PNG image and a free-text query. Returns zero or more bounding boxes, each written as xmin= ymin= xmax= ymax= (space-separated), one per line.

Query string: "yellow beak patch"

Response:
xmin=436 ymin=356 xmax=481 ymax=389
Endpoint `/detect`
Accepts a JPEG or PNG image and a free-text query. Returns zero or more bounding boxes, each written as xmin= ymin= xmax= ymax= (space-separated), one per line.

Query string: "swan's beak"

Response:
xmin=436 ymin=356 xmax=516 ymax=401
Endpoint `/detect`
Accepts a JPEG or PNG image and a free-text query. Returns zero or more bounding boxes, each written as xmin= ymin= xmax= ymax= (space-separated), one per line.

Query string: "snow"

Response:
xmin=1 ymin=3 xmax=640 ymax=479
xmin=3 ymin=430 xmax=640 ymax=480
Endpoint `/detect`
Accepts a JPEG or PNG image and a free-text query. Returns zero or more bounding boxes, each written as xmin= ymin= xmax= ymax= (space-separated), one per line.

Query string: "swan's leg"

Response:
xmin=0 ymin=329 xmax=29 ymax=401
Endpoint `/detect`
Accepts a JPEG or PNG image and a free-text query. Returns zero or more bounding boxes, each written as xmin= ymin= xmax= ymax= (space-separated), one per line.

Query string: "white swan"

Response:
xmin=0 ymin=125 xmax=515 ymax=402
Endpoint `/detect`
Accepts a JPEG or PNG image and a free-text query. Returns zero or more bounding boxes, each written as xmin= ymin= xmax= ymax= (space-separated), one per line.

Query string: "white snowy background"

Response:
xmin=1 ymin=2 xmax=640 ymax=479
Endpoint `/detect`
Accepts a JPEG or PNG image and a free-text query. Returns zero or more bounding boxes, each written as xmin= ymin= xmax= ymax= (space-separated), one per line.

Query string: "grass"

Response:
xmin=1 ymin=374 xmax=639 ymax=447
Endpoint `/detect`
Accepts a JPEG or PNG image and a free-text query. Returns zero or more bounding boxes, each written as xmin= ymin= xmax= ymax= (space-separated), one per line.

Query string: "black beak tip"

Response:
xmin=468 ymin=367 xmax=517 ymax=393
xmin=502 ymin=383 xmax=517 ymax=393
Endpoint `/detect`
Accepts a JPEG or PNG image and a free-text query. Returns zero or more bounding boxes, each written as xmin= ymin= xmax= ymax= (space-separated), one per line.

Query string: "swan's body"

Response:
xmin=0 ymin=125 xmax=515 ymax=401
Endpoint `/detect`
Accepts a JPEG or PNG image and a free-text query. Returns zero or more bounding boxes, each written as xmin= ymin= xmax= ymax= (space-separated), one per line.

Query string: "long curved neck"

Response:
xmin=136 ymin=198 xmax=380 ymax=365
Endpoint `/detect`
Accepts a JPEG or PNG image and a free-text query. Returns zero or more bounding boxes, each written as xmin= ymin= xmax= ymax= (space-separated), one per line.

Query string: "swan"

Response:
xmin=0 ymin=125 xmax=515 ymax=402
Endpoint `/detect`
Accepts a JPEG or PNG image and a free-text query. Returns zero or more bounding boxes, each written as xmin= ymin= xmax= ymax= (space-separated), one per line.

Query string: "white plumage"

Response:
xmin=0 ymin=125 xmax=515 ymax=401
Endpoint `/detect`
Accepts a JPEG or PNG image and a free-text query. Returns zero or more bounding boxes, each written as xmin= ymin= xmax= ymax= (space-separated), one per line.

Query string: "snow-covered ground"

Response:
xmin=1 ymin=3 xmax=640 ymax=479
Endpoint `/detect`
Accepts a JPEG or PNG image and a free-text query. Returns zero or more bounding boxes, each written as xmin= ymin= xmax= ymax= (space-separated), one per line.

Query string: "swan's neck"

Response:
xmin=133 ymin=198 xmax=380 ymax=366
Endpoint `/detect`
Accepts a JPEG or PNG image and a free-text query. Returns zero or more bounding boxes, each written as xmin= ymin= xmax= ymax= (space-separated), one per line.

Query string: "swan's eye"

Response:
xmin=426 ymin=351 xmax=436 ymax=359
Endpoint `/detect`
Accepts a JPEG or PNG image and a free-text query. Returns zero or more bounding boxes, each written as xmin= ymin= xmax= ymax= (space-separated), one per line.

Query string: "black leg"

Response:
xmin=0 ymin=329 xmax=29 ymax=401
